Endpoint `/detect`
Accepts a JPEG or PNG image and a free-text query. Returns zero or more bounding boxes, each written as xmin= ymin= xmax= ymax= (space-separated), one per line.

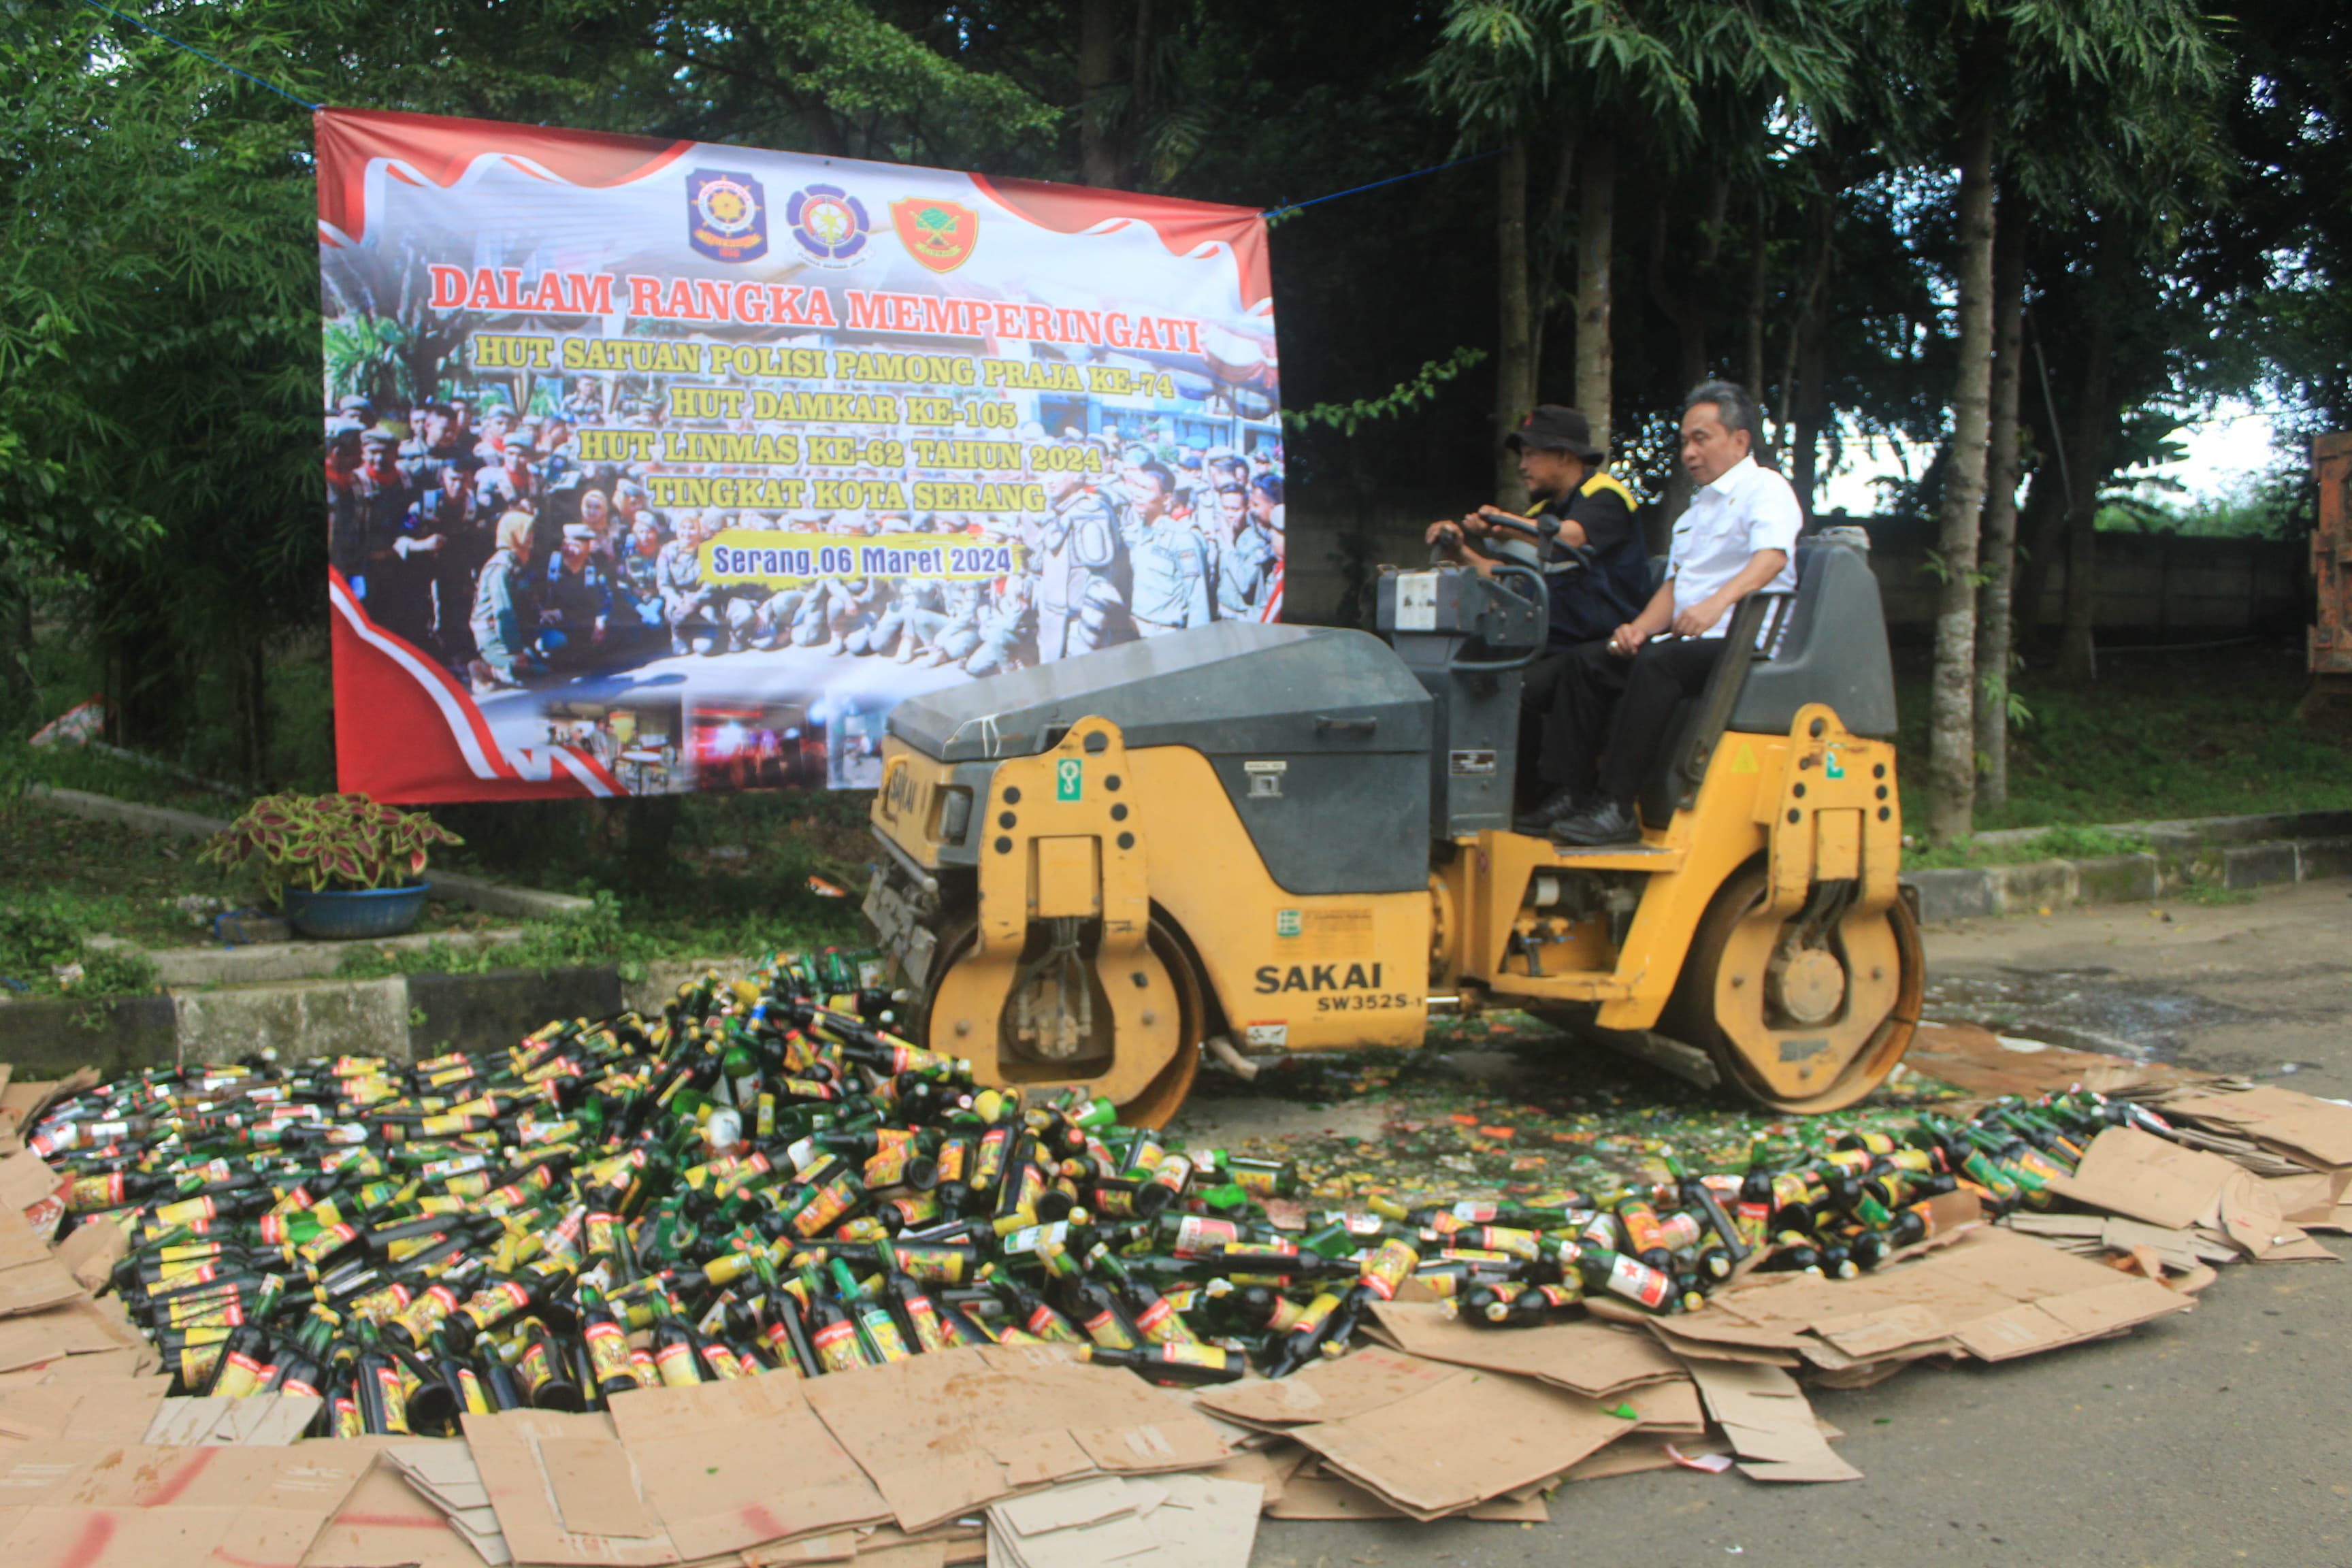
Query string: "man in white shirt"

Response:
xmin=1545 ymin=380 xmax=1802 ymax=847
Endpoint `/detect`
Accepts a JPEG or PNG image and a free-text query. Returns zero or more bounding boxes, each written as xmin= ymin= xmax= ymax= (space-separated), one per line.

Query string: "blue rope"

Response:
xmin=77 ymin=0 xmax=321 ymax=110
xmin=1263 ymin=148 xmax=1503 ymax=223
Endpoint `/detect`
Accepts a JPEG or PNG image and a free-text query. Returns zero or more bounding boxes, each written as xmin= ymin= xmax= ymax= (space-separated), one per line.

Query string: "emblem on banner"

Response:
xmin=889 ymin=198 xmax=979 ymax=273
xmin=685 ymin=169 xmax=768 ymax=263
xmin=785 ymin=184 xmax=872 ymax=265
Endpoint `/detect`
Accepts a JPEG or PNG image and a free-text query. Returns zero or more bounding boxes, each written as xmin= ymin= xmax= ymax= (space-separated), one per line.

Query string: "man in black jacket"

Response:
xmin=1426 ymin=404 xmax=1649 ymax=833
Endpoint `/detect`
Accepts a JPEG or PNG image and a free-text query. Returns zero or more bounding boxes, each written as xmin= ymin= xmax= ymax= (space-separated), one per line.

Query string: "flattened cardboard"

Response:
xmin=800 ymin=1344 xmax=1226 ymax=1533
xmin=1200 ymin=1441 xmax=1305 ymax=1506
xmin=1642 ymin=1321 xmax=1804 ymax=1367
xmin=1267 ymin=1469 xmax=1548 ymax=1522
xmin=1684 ymin=1358 xmax=1859 ymax=1484
xmin=0 ymin=1297 xmax=150 ymax=1377
xmin=305 ymin=1452 xmax=498 ymax=1568
xmin=1288 ymin=1367 xmax=1635 ymax=1520
xmin=1196 ymin=1348 xmax=1454 ymax=1428
xmin=54 ymin=1441 xmax=374 ymax=1512
xmin=1671 ymin=1226 xmax=2191 ymax=1371
xmin=0 ymin=1350 xmax=150 ymax=1393
xmin=0 ymin=1207 xmax=52 ymax=1273
xmin=2163 ymin=1085 xmax=2352 ymax=1171
xmin=0 ymin=1379 xmax=170 ymax=1443
xmin=49 ymin=1220 xmax=125 ymax=1295
xmin=1622 ymin=1375 xmax=1703 ymax=1433
xmin=2046 ymin=1126 xmax=2240 ymax=1230
xmin=2214 ymin=1169 xmax=2302 ymax=1258
xmin=382 ymin=1441 xmax=509 ymax=1565
xmin=144 ymin=1394 xmax=322 ymax=1447
xmin=540 ymin=1435 xmax=657 ymax=1539
xmin=1901 ymin=1022 xmax=2203 ymax=1099
xmin=0 ymin=1502 xmax=338 ymax=1568
xmin=1365 ymin=1303 xmax=1686 ymax=1395
xmin=2264 ymin=1171 xmax=2351 ymax=1229
xmin=604 ymin=1373 xmax=891 ymax=1558
xmin=0 ymin=1259 xmax=80 ymax=1320
xmin=465 ymin=1407 xmax=677 ymax=1567
xmin=0 ymin=1154 xmax=60 ymax=1219
xmin=1560 ymin=1432 xmax=1737 ymax=1482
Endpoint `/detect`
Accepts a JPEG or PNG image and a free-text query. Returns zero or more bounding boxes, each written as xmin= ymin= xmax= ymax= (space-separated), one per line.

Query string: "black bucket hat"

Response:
xmin=1504 ymin=404 xmax=1606 ymax=463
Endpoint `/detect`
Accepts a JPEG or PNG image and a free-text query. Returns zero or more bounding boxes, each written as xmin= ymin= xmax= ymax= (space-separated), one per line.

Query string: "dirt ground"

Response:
xmin=1228 ymin=879 xmax=2352 ymax=1567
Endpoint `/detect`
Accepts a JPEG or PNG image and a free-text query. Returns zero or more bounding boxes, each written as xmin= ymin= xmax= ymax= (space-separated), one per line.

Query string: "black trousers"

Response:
xmin=1527 ymin=637 xmax=1723 ymax=806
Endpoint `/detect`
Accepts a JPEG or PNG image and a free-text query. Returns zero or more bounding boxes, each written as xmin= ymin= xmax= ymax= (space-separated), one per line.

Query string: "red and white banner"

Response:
xmin=318 ymin=108 xmax=1283 ymax=801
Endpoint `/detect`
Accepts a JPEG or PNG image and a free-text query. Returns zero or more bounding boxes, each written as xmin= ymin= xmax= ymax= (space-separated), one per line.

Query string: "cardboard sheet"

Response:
xmin=0 ymin=1296 xmax=154 ymax=1376
xmin=0 ymin=1502 xmax=340 ymax=1568
xmin=0 ymin=1152 xmax=61 ymax=1218
xmin=50 ymin=1219 xmax=126 ymax=1294
xmin=1684 ymin=1359 xmax=1860 ymax=1483
xmin=2047 ymin=1126 xmax=2247 ymax=1230
xmin=1901 ymin=1022 xmax=2206 ymax=1099
xmin=2163 ymin=1085 xmax=2352 ymax=1171
xmin=800 ymin=1344 xmax=1228 ymax=1534
xmin=604 ymin=1371 xmax=891 ymax=1558
xmin=466 ymin=1408 xmax=676 ymax=1567
xmin=1665 ymin=1226 xmax=2191 ymax=1370
xmin=0 ymin=1379 xmax=171 ymax=1443
xmin=1364 ymin=1303 xmax=1686 ymax=1395
xmin=985 ymin=1473 xmax=1259 ymax=1568
xmin=306 ymin=1450 xmax=501 ymax=1568
xmin=1286 ymin=1366 xmax=1636 ymax=1520
xmin=1266 ymin=1467 xmax=1549 ymax=1522
xmin=1196 ymin=1348 xmax=1456 ymax=1429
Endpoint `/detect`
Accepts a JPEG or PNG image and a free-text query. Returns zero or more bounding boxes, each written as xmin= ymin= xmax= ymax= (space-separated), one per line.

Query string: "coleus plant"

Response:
xmin=200 ymin=792 xmax=463 ymax=902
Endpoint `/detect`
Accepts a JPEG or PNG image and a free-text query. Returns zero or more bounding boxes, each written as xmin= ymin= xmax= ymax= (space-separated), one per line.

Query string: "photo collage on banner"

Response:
xmin=317 ymin=109 xmax=1281 ymax=800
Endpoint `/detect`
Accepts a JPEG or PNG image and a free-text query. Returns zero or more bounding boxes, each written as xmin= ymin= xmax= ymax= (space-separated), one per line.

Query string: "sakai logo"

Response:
xmin=890 ymin=198 xmax=979 ymax=273
xmin=786 ymin=184 xmax=872 ymax=265
xmin=686 ymin=169 xmax=768 ymax=263
xmin=1254 ymin=961 xmax=1386 ymax=994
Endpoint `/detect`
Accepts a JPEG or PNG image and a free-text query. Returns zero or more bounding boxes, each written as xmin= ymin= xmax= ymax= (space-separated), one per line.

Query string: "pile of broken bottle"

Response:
xmin=26 ymin=952 xmax=2149 ymax=1436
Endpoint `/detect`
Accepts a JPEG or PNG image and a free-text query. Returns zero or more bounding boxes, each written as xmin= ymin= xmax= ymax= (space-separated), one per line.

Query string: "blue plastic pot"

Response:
xmin=281 ymin=883 xmax=431 ymax=940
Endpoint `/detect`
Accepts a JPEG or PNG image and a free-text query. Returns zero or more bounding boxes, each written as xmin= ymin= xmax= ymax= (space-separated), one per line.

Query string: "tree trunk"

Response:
xmin=1744 ymin=197 xmax=1769 ymax=414
xmin=1974 ymin=189 xmax=2027 ymax=813
xmin=1924 ymin=95 xmax=1998 ymax=845
xmin=1573 ymin=133 xmax=1616 ymax=454
xmin=1076 ymin=0 xmax=1120 ymax=186
xmin=1494 ymin=140 xmax=1534 ymax=509
xmin=2057 ymin=311 xmax=2113 ymax=683
xmin=1792 ymin=299 xmax=1828 ymax=513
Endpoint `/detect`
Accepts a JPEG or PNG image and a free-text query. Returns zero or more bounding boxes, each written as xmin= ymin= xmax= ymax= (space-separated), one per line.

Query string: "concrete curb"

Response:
xmin=25 ymin=784 xmax=595 ymax=918
xmin=1901 ymin=813 xmax=2352 ymax=924
xmin=0 ymin=956 xmax=766 ymax=1079
xmin=89 ymin=928 xmax=529 ymax=987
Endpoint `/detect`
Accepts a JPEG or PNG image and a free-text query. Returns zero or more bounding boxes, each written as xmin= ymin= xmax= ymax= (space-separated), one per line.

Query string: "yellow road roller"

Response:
xmin=862 ymin=536 xmax=1922 ymax=1125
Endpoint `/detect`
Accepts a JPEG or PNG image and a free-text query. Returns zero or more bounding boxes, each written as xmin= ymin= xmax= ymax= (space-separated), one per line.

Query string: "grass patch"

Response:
xmin=1901 ymin=823 xmax=2152 ymax=871
xmin=2173 ymin=880 xmax=2257 ymax=906
xmin=329 ymin=890 xmax=867 ymax=985
xmin=1897 ymin=640 xmax=2352 ymax=832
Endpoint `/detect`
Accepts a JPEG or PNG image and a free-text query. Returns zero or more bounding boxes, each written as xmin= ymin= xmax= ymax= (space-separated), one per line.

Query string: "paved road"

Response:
xmin=1253 ymin=879 xmax=2352 ymax=1567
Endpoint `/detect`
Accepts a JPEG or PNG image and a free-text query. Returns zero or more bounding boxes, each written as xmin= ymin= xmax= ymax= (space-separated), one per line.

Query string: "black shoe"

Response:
xmin=1513 ymin=788 xmax=1587 ymax=836
xmin=1552 ymin=799 xmax=1639 ymax=847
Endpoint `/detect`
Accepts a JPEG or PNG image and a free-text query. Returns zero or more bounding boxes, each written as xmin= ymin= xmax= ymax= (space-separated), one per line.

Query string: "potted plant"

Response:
xmin=201 ymin=792 xmax=463 ymax=940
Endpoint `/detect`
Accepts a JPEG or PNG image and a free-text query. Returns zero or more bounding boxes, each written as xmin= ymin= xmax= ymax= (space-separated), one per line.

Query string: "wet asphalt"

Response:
xmin=1251 ymin=879 xmax=2352 ymax=1567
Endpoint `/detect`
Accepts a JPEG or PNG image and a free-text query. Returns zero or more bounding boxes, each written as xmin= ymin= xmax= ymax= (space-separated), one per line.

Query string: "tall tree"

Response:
xmin=1973 ymin=183 xmax=2028 ymax=811
xmin=1898 ymin=0 xmax=2221 ymax=841
xmin=1420 ymin=0 xmax=1849 ymax=489
xmin=1922 ymin=20 xmax=2000 ymax=847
